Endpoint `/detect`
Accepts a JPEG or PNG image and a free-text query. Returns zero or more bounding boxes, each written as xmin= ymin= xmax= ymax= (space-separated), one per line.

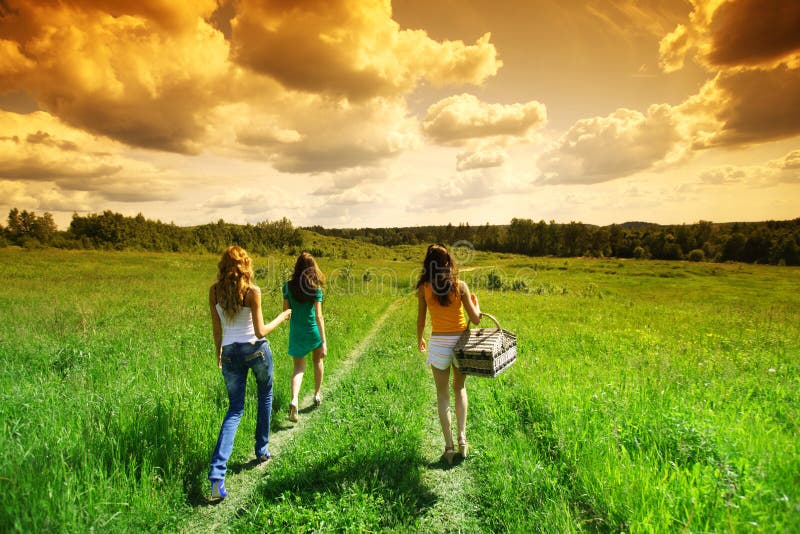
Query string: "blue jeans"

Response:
xmin=208 ymin=339 xmax=273 ymax=481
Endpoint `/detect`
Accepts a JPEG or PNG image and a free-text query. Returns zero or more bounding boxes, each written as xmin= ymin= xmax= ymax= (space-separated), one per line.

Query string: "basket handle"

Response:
xmin=479 ymin=312 xmax=502 ymax=329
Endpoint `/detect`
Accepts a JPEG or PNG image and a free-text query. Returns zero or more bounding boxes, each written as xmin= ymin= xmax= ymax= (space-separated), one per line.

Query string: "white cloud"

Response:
xmin=416 ymin=167 xmax=528 ymax=209
xmin=536 ymin=104 xmax=684 ymax=184
xmin=697 ymin=149 xmax=800 ymax=187
xmin=456 ymin=146 xmax=509 ymax=171
xmin=423 ymin=94 xmax=546 ymax=145
xmin=311 ymin=167 xmax=387 ymax=196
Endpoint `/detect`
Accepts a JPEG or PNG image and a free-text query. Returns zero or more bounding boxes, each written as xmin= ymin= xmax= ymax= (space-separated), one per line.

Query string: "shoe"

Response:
xmin=210 ymin=479 xmax=227 ymax=499
xmin=288 ymin=403 xmax=299 ymax=422
xmin=257 ymin=451 xmax=271 ymax=464
xmin=457 ymin=440 xmax=469 ymax=459
xmin=313 ymin=393 xmax=322 ymax=406
xmin=442 ymin=446 xmax=455 ymax=465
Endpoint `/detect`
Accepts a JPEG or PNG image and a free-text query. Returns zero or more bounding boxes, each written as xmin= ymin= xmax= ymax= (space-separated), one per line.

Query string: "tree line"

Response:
xmin=306 ymin=218 xmax=800 ymax=265
xmin=2 ymin=208 xmax=799 ymax=265
xmin=1 ymin=209 xmax=302 ymax=255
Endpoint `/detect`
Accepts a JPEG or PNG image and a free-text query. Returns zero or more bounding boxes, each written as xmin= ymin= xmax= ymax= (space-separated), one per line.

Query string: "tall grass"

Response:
xmin=0 ymin=249 xmax=400 ymax=532
xmin=1 ymin=249 xmax=798 ymax=531
xmin=462 ymin=260 xmax=800 ymax=531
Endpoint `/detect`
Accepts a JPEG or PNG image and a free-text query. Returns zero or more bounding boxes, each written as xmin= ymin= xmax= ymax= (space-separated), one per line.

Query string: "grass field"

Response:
xmin=0 ymin=248 xmax=798 ymax=532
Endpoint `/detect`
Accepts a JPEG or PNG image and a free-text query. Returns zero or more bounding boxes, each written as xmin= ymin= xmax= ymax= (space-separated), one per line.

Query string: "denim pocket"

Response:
xmin=243 ymin=348 xmax=265 ymax=362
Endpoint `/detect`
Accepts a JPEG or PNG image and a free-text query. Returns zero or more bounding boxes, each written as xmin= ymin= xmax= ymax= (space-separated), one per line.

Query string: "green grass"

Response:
xmin=1 ymin=248 xmax=798 ymax=532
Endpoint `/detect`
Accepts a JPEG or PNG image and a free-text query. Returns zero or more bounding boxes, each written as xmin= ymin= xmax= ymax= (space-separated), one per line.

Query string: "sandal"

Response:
xmin=442 ymin=446 xmax=455 ymax=465
xmin=288 ymin=403 xmax=299 ymax=422
xmin=457 ymin=440 xmax=469 ymax=459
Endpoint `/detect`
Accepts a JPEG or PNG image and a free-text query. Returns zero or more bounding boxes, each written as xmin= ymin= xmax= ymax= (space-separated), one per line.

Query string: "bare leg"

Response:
xmin=431 ymin=366 xmax=454 ymax=451
xmin=290 ymin=357 xmax=305 ymax=407
xmin=452 ymin=365 xmax=468 ymax=446
xmin=312 ymin=345 xmax=325 ymax=398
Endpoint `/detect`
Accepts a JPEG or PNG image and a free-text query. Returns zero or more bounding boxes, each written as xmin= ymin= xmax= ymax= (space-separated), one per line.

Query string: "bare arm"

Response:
xmin=209 ymin=284 xmax=223 ymax=369
xmin=417 ymin=287 xmax=427 ymax=352
xmin=249 ymin=286 xmax=291 ymax=339
xmin=459 ymin=280 xmax=482 ymax=325
xmin=314 ymin=300 xmax=327 ymax=356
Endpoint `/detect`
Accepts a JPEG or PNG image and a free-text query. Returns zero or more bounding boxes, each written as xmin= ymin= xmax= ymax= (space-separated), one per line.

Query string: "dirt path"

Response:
xmin=414 ymin=383 xmax=482 ymax=533
xmin=180 ymin=297 xmax=406 ymax=533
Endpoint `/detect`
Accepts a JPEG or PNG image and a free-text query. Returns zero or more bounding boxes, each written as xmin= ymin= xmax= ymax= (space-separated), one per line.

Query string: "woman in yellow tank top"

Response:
xmin=416 ymin=244 xmax=482 ymax=464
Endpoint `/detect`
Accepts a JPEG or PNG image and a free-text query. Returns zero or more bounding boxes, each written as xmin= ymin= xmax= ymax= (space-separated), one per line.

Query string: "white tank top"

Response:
xmin=216 ymin=304 xmax=259 ymax=346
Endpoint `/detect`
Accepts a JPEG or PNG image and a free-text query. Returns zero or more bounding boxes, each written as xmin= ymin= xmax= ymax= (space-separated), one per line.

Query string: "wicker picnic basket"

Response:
xmin=454 ymin=313 xmax=517 ymax=377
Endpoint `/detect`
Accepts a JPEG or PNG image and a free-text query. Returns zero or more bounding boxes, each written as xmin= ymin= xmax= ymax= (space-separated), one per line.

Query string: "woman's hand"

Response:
xmin=418 ymin=338 xmax=427 ymax=352
xmin=217 ymin=352 xmax=222 ymax=369
xmin=282 ymin=309 xmax=292 ymax=321
xmin=321 ymin=341 xmax=328 ymax=357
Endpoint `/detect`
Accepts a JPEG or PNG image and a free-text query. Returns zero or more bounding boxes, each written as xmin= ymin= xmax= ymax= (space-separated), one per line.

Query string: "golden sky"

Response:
xmin=0 ymin=0 xmax=798 ymax=228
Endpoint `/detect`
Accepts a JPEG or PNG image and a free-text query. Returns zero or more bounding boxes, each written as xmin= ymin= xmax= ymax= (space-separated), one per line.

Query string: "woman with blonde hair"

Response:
xmin=416 ymin=244 xmax=482 ymax=464
xmin=208 ymin=246 xmax=291 ymax=499
xmin=282 ymin=252 xmax=327 ymax=422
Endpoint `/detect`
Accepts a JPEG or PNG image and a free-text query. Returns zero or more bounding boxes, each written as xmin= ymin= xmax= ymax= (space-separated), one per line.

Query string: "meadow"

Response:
xmin=0 ymin=247 xmax=798 ymax=532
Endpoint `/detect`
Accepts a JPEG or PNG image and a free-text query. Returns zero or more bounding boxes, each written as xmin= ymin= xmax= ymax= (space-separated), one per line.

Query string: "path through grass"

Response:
xmin=180 ymin=297 xmax=406 ymax=532
xmin=218 ymin=298 xmax=485 ymax=532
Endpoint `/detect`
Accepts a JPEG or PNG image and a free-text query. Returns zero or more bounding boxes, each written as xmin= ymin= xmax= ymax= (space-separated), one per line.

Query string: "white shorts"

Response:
xmin=426 ymin=333 xmax=463 ymax=370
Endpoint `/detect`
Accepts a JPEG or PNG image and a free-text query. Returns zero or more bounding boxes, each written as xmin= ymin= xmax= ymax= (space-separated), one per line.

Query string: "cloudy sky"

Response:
xmin=1 ymin=0 xmax=798 ymax=229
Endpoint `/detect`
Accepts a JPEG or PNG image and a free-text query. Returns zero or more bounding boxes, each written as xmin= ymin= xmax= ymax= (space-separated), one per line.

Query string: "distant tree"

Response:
xmin=662 ymin=242 xmax=684 ymax=261
xmin=773 ymin=236 xmax=800 ymax=266
xmin=6 ymin=208 xmax=57 ymax=245
xmin=722 ymin=233 xmax=747 ymax=262
xmin=688 ymin=249 xmax=705 ymax=262
xmin=742 ymin=228 xmax=771 ymax=263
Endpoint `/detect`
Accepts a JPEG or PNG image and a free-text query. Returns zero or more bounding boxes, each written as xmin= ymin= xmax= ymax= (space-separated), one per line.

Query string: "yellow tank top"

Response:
xmin=423 ymin=283 xmax=467 ymax=333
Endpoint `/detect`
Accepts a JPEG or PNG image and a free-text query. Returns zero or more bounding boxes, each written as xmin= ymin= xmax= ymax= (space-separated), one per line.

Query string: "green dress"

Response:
xmin=282 ymin=282 xmax=324 ymax=357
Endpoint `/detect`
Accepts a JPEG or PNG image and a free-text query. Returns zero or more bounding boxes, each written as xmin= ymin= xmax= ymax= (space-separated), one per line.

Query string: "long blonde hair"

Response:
xmin=215 ymin=246 xmax=253 ymax=319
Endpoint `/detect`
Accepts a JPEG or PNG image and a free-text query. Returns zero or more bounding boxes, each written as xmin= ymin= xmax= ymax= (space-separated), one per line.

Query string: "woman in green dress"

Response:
xmin=282 ymin=252 xmax=327 ymax=422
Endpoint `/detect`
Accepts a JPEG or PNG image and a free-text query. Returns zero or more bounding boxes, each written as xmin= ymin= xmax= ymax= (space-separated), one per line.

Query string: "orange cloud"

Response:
xmin=659 ymin=0 xmax=800 ymax=71
xmin=709 ymin=66 xmax=800 ymax=146
xmin=230 ymin=0 xmax=500 ymax=100
xmin=0 ymin=1 xmax=230 ymax=153
xmin=706 ymin=0 xmax=800 ymax=68
xmin=0 ymin=0 xmax=499 ymax=174
xmin=0 ymin=110 xmax=179 ymax=201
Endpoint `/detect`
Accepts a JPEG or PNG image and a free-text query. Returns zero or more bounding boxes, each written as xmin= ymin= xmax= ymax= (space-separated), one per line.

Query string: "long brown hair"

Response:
xmin=215 ymin=246 xmax=253 ymax=319
xmin=415 ymin=244 xmax=459 ymax=306
xmin=288 ymin=252 xmax=325 ymax=302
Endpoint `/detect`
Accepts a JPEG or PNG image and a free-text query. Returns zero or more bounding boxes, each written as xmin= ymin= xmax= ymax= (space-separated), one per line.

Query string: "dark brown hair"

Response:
xmin=288 ymin=252 xmax=325 ymax=302
xmin=415 ymin=244 xmax=459 ymax=306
